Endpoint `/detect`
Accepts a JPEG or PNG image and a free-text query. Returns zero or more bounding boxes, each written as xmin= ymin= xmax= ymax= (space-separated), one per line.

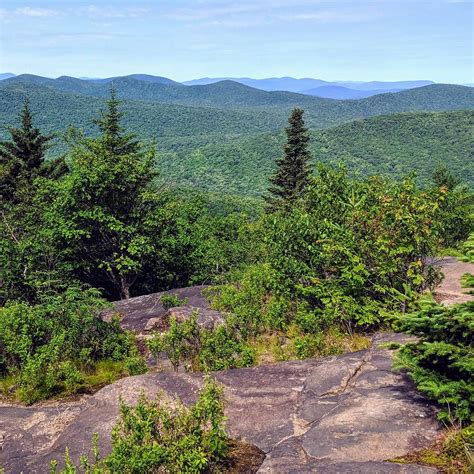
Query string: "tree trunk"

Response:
xmin=120 ymin=277 xmax=131 ymax=300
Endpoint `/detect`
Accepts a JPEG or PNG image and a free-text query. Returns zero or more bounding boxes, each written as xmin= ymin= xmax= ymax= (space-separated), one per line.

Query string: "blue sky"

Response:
xmin=0 ymin=0 xmax=472 ymax=83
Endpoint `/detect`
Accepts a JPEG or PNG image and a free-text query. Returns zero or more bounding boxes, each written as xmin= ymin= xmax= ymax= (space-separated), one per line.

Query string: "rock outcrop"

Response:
xmin=433 ymin=256 xmax=474 ymax=305
xmin=5 ymin=257 xmax=471 ymax=472
xmin=105 ymin=285 xmax=224 ymax=334
xmin=0 ymin=334 xmax=439 ymax=473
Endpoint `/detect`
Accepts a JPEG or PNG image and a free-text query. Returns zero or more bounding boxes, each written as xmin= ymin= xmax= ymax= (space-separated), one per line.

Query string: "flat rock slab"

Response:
xmin=433 ymin=256 xmax=474 ymax=305
xmin=0 ymin=333 xmax=440 ymax=473
xmin=105 ymin=285 xmax=213 ymax=333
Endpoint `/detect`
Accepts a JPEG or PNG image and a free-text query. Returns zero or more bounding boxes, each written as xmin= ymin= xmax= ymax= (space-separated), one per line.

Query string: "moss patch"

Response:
xmin=389 ymin=424 xmax=473 ymax=473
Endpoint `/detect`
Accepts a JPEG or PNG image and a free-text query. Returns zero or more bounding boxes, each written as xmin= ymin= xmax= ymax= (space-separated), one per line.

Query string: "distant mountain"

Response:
xmin=183 ymin=77 xmax=434 ymax=93
xmin=337 ymin=80 xmax=433 ymax=91
xmin=85 ymin=74 xmax=180 ymax=85
xmin=3 ymin=75 xmax=472 ymax=130
xmin=303 ymin=85 xmax=402 ymax=100
xmin=183 ymin=76 xmax=329 ymax=92
xmin=0 ymin=73 xmax=16 ymax=81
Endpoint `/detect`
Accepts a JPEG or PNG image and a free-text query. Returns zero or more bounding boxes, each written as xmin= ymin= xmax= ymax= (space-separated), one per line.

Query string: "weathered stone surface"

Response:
xmin=433 ymin=256 xmax=474 ymax=305
xmin=0 ymin=334 xmax=440 ymax=473
xmin=167 ymin=306 xmax=225 ymax=330
xmin=104 ymin=285 xmax=225 ymax=339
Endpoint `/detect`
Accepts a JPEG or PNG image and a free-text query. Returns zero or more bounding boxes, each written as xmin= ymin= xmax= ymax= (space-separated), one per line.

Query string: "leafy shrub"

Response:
xmin=211 ymin=167 xmax=445 ymax=341
xmin=51 ymin=377 xmax=229 ymax=473
xmin=160 ymin=293 xmax=189 ymax=310
xmin=395 ymin=301 xmax=474 ymax=424
xmin=461 ymin=273 xmax=474 ymax=295
xmin=147 ymin=315 xmax=201 ymax=371
xmin=0 ymin=288 xmax=145 ymax=403
xmin=198 ymin=325 xmax=255 ymax=371
xmin=148 ymin=314 xmax=255 ymax=373
xmin=460 ymin=233 xmax=474 ymax=264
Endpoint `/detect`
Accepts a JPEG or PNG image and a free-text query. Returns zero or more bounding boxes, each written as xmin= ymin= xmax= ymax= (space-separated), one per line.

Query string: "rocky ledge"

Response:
xmin=0 ymin=333 xmax=439 ymax=473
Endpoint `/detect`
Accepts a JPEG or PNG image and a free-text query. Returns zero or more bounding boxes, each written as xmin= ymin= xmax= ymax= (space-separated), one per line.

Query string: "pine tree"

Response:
xmin=53 ymin=89 xmax=159 ymax=300
xmin=94 ymin=88 xmax=139 ymax=155
xmin=432 ymin=163 xmax=460 ymax=190
xmin=0 ymin=100 xmax=53 ymax=202
xmin=265 ymin=108 xmax=312 ymax=211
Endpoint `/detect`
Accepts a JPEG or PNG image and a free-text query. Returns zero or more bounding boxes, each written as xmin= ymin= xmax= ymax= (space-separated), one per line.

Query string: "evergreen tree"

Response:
xmin=432 ymin=163 xmax=461 ymax=190
xmin=0 ymin=100 xmax=53 ymax=202
xmin=94 ymin=88 xmax=139 ymax=155
xmin=265 ymin=108 xmax=312 ymax=211
xmin=51 ymin=90 xmax=159 ymax=300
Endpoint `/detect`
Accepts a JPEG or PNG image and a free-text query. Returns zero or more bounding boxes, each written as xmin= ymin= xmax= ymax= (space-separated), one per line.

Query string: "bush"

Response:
xmin=147 ymin=314 xmax=255 ymax=372
xmin=210 ymin=167 xmax=444 ymax=340
xmin=0 ymin=288 xmax=145 ymax=403
xmin=460 ymin=233 xmax=474 ymax=263
xmin=160 ymin=293 xmax=189 ymax=310
xmin=395 ymin=301 xmax=474 ymax=424
xmin=51 ymin=377 xmax=229 ymax=473
xmin=198 ymin=325 xmax=256 ymax=371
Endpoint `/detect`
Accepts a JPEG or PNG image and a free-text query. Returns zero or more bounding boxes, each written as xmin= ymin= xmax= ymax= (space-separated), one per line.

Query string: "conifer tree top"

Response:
xmin=265 ymin=108 xmax=312 ymax=211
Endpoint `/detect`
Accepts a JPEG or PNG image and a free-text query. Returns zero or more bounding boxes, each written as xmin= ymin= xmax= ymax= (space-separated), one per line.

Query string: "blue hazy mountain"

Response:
xmin=84 ymin=74 xmax=181 ymax=85
xmin=182 ymin=76 xmax=329 ymax=92
xmin=183 ymin=77 xmax=434 ymax=93
xmin=0 ymin=73 xmax=16 ymax=81
xmin=303 ymin=85 xmax=403 ymax=99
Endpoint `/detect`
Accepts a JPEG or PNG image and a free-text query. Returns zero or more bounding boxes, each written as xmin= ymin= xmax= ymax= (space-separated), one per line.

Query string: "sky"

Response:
xmin=0 ymin=0 xmax=472 ymax=83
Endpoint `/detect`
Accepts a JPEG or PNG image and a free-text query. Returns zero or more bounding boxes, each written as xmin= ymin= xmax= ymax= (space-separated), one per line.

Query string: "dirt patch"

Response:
xmin=224 ymin=439 xmax=266 ymax=473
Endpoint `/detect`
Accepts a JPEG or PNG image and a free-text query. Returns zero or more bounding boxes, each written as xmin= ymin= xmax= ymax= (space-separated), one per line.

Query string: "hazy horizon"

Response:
xmin=0 ymin=0 xmax=472 ymax=84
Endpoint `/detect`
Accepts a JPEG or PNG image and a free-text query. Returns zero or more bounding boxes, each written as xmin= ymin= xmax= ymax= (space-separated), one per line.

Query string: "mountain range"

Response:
xmin=0 ymin=73 xmax=439 ymax=99
xmin=182 ymin=76 xmax=434 ymax=94
xmin=0 ymin=73 xmax=472 ymax=195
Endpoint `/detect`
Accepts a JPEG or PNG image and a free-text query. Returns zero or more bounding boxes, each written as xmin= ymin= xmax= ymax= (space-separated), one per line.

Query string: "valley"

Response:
xmin=0 ymin=74 xmax=473 ymax=196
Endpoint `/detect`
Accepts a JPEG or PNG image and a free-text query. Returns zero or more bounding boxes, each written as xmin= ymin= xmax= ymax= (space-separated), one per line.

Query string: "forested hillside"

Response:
xmin=159 ymin=110 xmax=474 ymax=195
xmin=0 ymin=77 xmax=472 ymax=197
xmin=0 ymin=83 xmax=282 ymax=139
xmin=1 ymin=76 xmax=472 ymax=129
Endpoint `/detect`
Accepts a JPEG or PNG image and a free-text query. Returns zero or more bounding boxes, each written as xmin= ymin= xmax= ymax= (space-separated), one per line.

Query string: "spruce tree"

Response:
xmin=0 ymin=100 xmax=53 ymax=202
xmin=265 ymin=108 xmax=312 ymax=211
xmin=432 ymin=163 xmax=460 ymax=190
xmin=94 ymin=88 xmax=139 ymax=155
xmin=53 ymin=89 xmax=159 ymax=300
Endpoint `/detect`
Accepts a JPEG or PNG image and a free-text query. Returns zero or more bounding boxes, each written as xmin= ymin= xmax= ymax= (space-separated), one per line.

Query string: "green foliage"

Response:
xmin=160 ymin=293 xmax=189 ymax=310
xmin=212 ymin=166 xmax=445 ymax=345
xmin=148 ymin=315 xmax=201 ymax=371
xmin=147 ymin=315 xmax=255 ymax=372
xmin=159 ymin=110 xmax=474 ymax=197
xmin=48 ymin=92 xmax=160 ymax=300
xmin=197 ymin=325 xmax=256 ymax=371
xmin=460 ymin=233 xmax=474 ymax=263
xmin=266 ymin=108 xmax=312 ymax=211
xmin=0 ymin=288 xmax=144 ymax=404
xmin=395 ymin=301 xmax=474 ymax=424
xmin=52 ymin=377 xmax=229 ymax=473
xmin=432 ymin=169 xmax=474 ymax=247
xmin=0 ymin=104 xmax=69 ymax=304
xmin=460 ymin=273 xmax=474 ymax=295
xmin=0 ymin=99 xmax=54 ymax=202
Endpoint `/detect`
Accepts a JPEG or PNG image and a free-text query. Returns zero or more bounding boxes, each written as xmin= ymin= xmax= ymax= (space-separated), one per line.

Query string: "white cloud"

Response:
xmin=15 ymin=7 xmax=58 ymax=17
xmin=285 ymin=9 xmax=382 ymax=23
xmin=79 ymin=5 xmax=150 ymax=19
